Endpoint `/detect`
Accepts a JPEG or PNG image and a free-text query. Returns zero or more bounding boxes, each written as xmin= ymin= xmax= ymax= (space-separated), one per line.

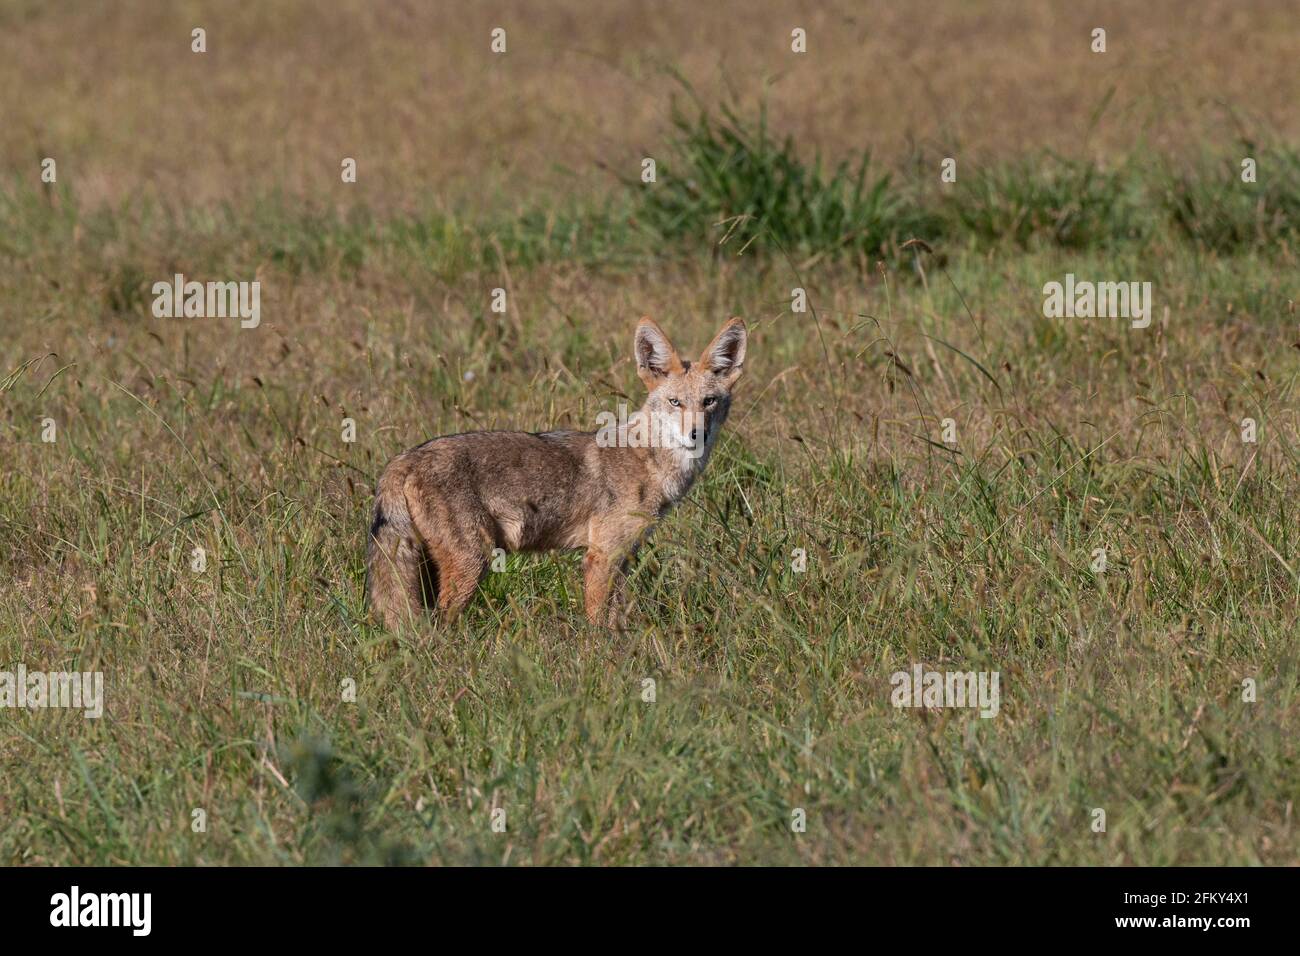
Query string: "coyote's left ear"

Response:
xmin=700 ymin=317 xmax=747 ymax=386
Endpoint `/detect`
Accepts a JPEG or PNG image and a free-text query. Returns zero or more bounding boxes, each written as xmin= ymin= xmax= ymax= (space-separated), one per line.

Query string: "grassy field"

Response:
xmin=2 ymin=1 xmax=1298 ymax=865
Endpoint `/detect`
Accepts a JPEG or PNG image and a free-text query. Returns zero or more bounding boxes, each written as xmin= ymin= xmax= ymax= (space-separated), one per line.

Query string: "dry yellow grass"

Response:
xmin=2 ymin=0 xmax=1296 ymax=211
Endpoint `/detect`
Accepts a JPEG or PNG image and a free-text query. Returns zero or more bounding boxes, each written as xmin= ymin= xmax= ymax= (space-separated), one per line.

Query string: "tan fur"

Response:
xmin=366 ymin=317 xmax=748 ymax=628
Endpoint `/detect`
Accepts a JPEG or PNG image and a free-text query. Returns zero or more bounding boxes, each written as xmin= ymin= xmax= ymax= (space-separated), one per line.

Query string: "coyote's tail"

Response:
xmin=365 ymin=468 xmax=425 ymax=629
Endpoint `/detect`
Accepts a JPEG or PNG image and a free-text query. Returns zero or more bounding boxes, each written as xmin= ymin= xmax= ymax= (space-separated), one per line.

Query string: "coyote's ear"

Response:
xmin=700 ymin=317 xmax=747 ymax=386
xmin=635 ymin=316 xmax=683 ymax=387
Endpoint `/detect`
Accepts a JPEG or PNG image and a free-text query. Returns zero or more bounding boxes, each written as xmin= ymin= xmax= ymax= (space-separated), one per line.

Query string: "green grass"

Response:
xmin=5 ymin=104 xmax=1294 ymax=301
xmin=628 ymin=96 xmax=939 ymax=265
xmin=1163 ymin=149 xmax=1300 ymax=253
xmin=945 ymin=154 xmax=1151 ymax=249
xmin=631 ymin=99 xmax=1300 ymax=262
xmin=1 ymin=120 xmax=1298 ymax=864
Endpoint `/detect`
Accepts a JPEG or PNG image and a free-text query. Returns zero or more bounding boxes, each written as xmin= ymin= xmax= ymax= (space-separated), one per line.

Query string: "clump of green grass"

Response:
xmin=945 ymin=155 xmax=1151 ymax=249
xmin=631 ymin=98 xmax=939 ymax=263
xmin=1163 ymin=146 xmax=1300 ymax=252
xmin=631 ymin=101 xmax=1299 ymax=263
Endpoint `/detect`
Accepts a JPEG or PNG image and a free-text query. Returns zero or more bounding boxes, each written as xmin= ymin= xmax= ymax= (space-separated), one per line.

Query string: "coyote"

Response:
xmin=366 ymin=316 xmax=748 ymax=628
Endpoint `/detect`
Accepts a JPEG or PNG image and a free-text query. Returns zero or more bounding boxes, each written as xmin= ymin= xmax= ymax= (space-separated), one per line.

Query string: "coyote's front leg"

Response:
xmin=583 ymin=517 xmax=650 ymax=627
xmin=582 ymin=548 xmax=617 ymax=626
xmin=582 ymin=549 xmax=642 ymax=628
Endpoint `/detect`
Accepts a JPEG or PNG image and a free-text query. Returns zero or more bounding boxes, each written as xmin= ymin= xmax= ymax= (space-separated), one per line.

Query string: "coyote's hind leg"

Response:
xmin=406 ymin=481 xmax=491 ymax=622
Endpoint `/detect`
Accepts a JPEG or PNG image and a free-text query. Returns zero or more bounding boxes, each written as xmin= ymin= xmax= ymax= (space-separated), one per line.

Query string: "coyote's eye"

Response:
xmin=702 ymin=396 xmax=716 ymax=407
xmin=668 ymin=398 xmax=682 ymax=407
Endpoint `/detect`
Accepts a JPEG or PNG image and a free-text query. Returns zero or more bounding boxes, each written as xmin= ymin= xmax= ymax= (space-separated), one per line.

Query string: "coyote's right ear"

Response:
xmin=634 ymin=317 xmax=683 ymax=387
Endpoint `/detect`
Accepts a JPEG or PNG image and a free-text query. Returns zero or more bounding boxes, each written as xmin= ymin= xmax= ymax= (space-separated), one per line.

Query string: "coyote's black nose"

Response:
xmin=689 ymin=427 xmax=698 ymax=442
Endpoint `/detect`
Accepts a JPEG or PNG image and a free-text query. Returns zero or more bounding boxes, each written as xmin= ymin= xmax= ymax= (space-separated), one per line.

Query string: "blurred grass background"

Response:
xmin=3 ymin=0 xmax=1298 ymax=210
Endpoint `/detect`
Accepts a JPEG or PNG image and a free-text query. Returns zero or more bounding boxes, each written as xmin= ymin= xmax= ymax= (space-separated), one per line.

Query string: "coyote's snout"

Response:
xmin=366 ymin=316 xmax=748 ymax=628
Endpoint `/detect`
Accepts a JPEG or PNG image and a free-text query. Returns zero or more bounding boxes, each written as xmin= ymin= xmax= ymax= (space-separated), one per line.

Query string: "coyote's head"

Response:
xmin=633 ymin=316 xmax=747 ymax=463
